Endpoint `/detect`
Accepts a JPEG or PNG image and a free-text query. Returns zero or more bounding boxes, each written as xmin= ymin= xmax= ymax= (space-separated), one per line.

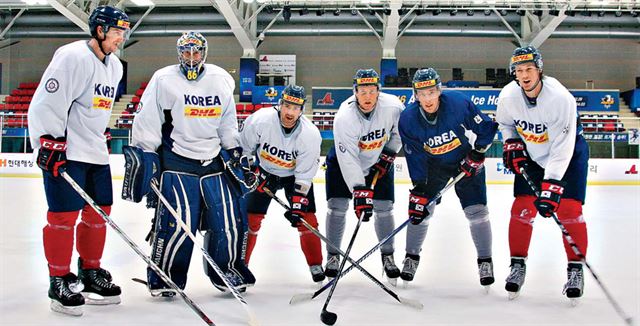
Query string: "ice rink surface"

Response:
xmin=1 ymin=177 xmax=638 ymax=325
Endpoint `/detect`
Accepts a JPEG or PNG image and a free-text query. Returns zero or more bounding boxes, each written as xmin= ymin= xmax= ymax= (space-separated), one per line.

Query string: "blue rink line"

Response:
xmin=1 ymin=173 xmax=638 ymax=186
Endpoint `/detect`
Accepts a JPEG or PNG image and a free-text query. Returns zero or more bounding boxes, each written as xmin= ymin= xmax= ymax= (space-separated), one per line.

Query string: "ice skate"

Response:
xmin=400 ymin=254 xmax=420 ymax=288
xmin=78 ymin=260 xmax=121 ymax=305
xmin=563 ymin=262 xmax=584 ymax=306
xmin=381 ymin=253 xmax=400 ymax=287
xmin=505 ymin=257 xmax=526 ymax=300
xmin=49 ymin=273 xmax=85 ymax=316
xmin=310 ymin=264 xmax=325 ymax=285
xmin=324 ymin=254 xmax=340 ymax=279
xmin=478 ymin=257 xmax=495 ymax=293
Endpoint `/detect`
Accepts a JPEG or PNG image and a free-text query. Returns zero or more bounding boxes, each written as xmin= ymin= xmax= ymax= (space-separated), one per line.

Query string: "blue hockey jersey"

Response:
xmin=399 ymin=91 xmax=498 ymax=185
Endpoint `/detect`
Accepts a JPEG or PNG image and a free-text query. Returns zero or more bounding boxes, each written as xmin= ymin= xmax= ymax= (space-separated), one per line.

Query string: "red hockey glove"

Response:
xmin=459 ymin=150 xmax=485 ymax=177
xmin=104 ymin=128 xmax=112 ymax=153
xmin=503 ymin=138 xmax=529 ymax=174
xmin=38 ymin=135 xmax=67 ymax=177
xmin=370 ymin=148 xmax=397 ymax=178
xmin=534 ymin=179 xmax=565 ymax=218
xmin=408 ymin=188 xmax=430 ymax=225
xmin=284 ymin=195 xmax=309 ymax=228
xmin=353 ymin=186 xmax=374 ymax=222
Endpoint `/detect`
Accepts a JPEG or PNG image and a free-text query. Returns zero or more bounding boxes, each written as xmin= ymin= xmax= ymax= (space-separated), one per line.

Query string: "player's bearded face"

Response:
xmin=415 ymin=87 xmax=441 ymax=114
xmin=103 ymin=27 xmax=127 ymax=53
xmin=355 ymin=85 xmax=379 ymax=113
xmin=515 ymin=62 xmax=542 ymax=94
xmin=279 ymin=101 xmax=302 ymax=128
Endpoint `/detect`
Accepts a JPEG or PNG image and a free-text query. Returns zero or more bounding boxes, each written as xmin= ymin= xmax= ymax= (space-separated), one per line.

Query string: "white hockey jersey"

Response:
xmin=496 ymin=76 xmax=579 ymax=180
xmin=131 ymin=64 xmax=240 ymax=160
xmin=332 ymin=92 xmax=404 ymax=190
xmin=28 ymin=40 xmax=123 ymax=165
xmin=240 ymin=106 xmax=321 ymax=191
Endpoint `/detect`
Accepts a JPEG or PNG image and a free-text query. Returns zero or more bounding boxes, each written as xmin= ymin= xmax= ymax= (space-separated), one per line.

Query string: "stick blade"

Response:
xmin=398 ymin=296 xmax=424 ymax=310
xmin=289 ymin=293 xmax=313 ymax=305
xmin=320 ymin=310 xmax=337 ymax=325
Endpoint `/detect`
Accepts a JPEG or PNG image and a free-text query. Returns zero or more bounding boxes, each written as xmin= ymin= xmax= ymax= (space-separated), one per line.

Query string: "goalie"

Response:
xmin=122 ymin=31 xmax=255 ymax=296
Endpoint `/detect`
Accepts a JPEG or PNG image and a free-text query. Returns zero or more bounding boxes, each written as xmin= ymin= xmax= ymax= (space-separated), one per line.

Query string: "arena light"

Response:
xmin=449 ymin=9 xmax=458 ymax=16
xmin=299 ymin=7 xmax=309 ymax=16
xmin=432 ymin=8 xmax=442 ymax=16
xmin=631 ymin=10 xmax=638 ymax=17
xmin=383 ymin=8 xmax=392 ymax=15
xmin=316 ymin=8 xmax=325 ymax=16
xmin=499 ymin=9 xmax=508 ymax=16
xmin=466 ymin=9 xmax=474 ymax=16
xmin=614 ymin=10 xmax=622 ymax=17
xmin=130 ymin=0 xmax=154 ymax=6
xmin=282 ymin=5 xmax=291 ymax=22
xmin=549 ymin=9 xmax=560 ymax=16
xmin=597 ymin=10 xmax=605 ymax=17
xmin=516 ymin=8 xmax=526 ymax=16
xmin=333 ymin=8 xmax=341 ymax=16
xmin=484 ymin=9 xmax=492 ymax=16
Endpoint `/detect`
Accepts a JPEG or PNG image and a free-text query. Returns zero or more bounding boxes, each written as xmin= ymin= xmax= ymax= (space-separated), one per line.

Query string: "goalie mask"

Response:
xmin=177 ymin=31 xmax=208 ymax=81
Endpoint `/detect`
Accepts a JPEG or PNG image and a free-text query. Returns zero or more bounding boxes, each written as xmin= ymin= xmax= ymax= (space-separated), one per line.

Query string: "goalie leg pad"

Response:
xmin=147 ymin=171 xmax=202 ymax=291
xmin=200 ymin=173 xmax=255 ymax=290
xmin=557 ymin=199 xmax=588 ymax=261
xmin=509 ymin=195 xmax=536 ymax=258
xmin=122 ymin=146 xmax=160 ymax=207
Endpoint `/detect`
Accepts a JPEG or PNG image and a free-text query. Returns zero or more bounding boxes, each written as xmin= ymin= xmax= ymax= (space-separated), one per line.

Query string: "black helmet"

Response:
xmin=89 ymin=5 xmax=130 ymax=38
xmin=280 ymin=84 xmax=306 ymax=107
xmin=353 ymin=69 xmax=380 ymax=90
xmin=412 ymin=68 xmax=441 ymax=91
xmin=509 ymin=45 xmax=543 ymax=76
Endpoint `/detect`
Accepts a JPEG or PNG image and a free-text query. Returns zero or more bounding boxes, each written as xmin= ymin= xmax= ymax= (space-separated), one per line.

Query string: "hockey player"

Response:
xmin=240 ymin=85 xmax=325 ymax=283
xmin=27 ymin=5 xmax=129 ymax=316
xmin=324 ymin=68 xmax=404 ymax=285
xmin=122 ymin=31 xmax=255 ymax=296
xmin=496 ymin=45 xmax=589 ymax=300
xmin=398 ymin=68 xmax=498 ymax=287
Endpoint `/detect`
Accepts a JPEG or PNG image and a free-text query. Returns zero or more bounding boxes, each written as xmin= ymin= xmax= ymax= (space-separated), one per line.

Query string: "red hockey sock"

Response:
xmin=508 ymin=195 xmax=537 ymax=258
xmin=557 ymin=199 xmax=588 ymax=261
xmin=245 ymin=213 xmax=265 ymax=265
xmin=297 ymin=213 xmax=323 ymax=266
xmin=76 ymin=205 xmax=110 ymax=270
xmin=44 ymin=211 xmax=79 ymax=276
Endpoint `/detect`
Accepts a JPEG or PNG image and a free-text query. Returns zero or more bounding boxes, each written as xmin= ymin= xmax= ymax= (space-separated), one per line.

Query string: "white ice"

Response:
xmin=1 ymin=177 xmax=639 ymax=325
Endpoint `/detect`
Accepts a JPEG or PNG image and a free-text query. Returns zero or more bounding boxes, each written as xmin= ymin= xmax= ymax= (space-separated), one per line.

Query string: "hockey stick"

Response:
xmin=60 ymin=171 xmax=214 ymax=326
xmin=261 ymin=187 xmax=423 ymax=310
xmin=290 ymin=172 xmax=465 ymax=304
xmin=520 ymin=168 xmax=633 ymax=326
xmin=320 ymin=172 xmax=380 ymax=325
xmin=150 ymin=181 xmax=259 ymax=326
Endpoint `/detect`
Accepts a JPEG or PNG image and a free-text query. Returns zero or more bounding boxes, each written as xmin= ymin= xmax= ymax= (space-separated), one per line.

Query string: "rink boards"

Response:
xmin=0 ymin=153 xmax=638 ymax=185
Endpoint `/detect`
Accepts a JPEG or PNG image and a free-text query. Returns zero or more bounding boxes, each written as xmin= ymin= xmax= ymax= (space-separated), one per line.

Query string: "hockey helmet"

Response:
xmin=353 ymin=69 xmax=381 ymax=90
xmin=177 ymin=31 xmax=208 ymax=81
xmin=509 ymin=45 xmax=543 ymax=76
xmin=412 ymin=68 xmax=441 ymax=92
xmin=280 ymin=84 xmax=306 ymax=108
xmin=88 ymin=5 xmax=130 ymax=39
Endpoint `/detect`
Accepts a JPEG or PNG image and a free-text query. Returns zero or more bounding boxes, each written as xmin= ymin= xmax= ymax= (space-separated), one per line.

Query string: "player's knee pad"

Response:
xmin=200 ymin=172 xmax=250 ymax=284
xmin=80 ymin=205 xmax=109 ymax=227
xmin=372 ymin=199 xmax=393 ymax=217
xmin=511 ymin=195 xmax=536 ymax=225
xmin=556 ymin=199 xmax=584 ymax=224
xmin=463 ymin=204 xmax=489 ymax=225
xmin=46 ymin=211 xmax=78 ymax=229
xmin=327 ymin=198 xmax=349 ymax=219
xmin=148 ymin=171 xmax=201 ymax=290
xmin=248 ymin=213 xmax=265 ymax=235
xmin=297 ymin=213 xmax=319 ymax=233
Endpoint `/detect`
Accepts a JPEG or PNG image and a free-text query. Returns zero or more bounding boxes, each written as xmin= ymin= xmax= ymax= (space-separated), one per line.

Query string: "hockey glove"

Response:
xmin=222 ymin=147 xmax=257 ymax=192
xmin=37 ymin=135 xmax=67 ymax=177
xmin=255 ymin=166 xmax=280 ymax=193
xmin=459 ymin=150 xmax=485 ymax=177
xmin=370 ymin=148 xmax=397 ymax=178
xmin=408 ymin=187 xmax=430 ymax=225
xmin=122 ymin=146 xmax=161 ymax=208
xmin=353 ymin=185 xmax=374 ymax=222
xmin=284 ymin=195 xmax=309 ymax=228
xmin=503 ymin=138 xmax=529 ymax=174
xmin=534 ymin=179 xmax=565 ymax=218
xmin=104 ymin=128 xmax=112 ymax=154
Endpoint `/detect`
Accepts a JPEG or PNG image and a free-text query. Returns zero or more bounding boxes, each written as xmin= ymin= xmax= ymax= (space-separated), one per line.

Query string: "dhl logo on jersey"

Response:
xmin=514 ymin=119 xmax=549 ymax=144
xmin=422 ymin=130 xmax=461 ymax=155
xmin=356 ymin=77 xmax=378 ymax=85
xmin=358 ymin=128 xmax=387 ymax=151
xmin=259 ymin=143 xmax=297 ymax=169
xmin=511 ymin=53 xmax=534 ymax=64
xmin=92 ymin=97 xmax=113 ymax=110
xmin=413 ymin=79 xmax=436 ymax=89
xmin=183 ymin=94 xmax=223 ymax=118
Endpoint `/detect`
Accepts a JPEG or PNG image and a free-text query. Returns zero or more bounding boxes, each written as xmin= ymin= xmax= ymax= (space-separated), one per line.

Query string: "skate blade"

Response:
xmin=82 ymin=292 xmax=121 ymax=305
xmin=386 ymin=276 xmax=398 ymax=287
xmin=483 ymin=285 xmax=491 ymax=294
xmin=149 ymin=289 xmax=177 ymax=298
xmin=569 ymin=298 xmax=580 ymax=307
xmin=50 ymin=300 xmax=83 ymax=316
xmin=315 ymin=281 xmax=324 ymax=288
xmin=507 ymin=291 xmax=520 ymax=300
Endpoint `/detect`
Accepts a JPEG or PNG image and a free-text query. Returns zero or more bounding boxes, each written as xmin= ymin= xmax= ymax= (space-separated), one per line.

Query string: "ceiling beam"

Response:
xmin=0 ymin=8 xmax=26 ymax=40
xmin=381 ymin=0 xmax=401 ymax=58
xmin=47 ymin=0 xmax=90 ymax=33
xmin=212 ymin=0 xmax=257 ymax=58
